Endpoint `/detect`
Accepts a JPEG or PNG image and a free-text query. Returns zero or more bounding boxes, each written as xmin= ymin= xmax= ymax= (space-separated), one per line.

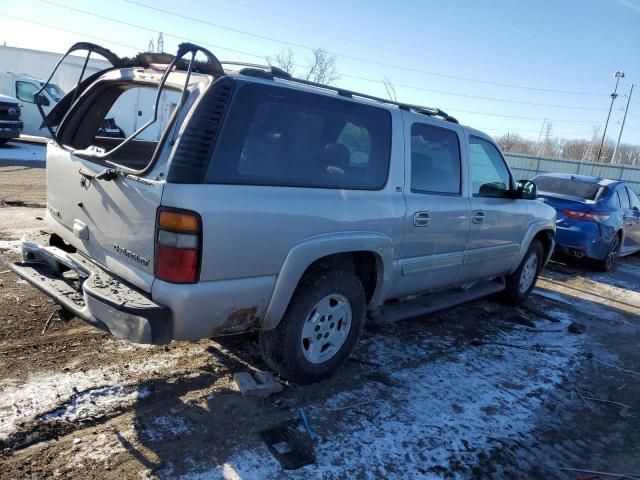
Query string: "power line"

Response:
xmin=36 ymin=1 xmax=608 ymax=112
xmin=0 ymin=13 xmax=143 ymax=52
xmin=341 ymin=73 xmax=608 ymax=110
xmin=123 ymin=0 xmax=608 ymax=97
xmin=444 ymin=109 xmax=602 ymax=124
xmin=188 ymin=0 xmax=609 ymax=85
xmin=4 ymin=8 xmax=613 ymax=127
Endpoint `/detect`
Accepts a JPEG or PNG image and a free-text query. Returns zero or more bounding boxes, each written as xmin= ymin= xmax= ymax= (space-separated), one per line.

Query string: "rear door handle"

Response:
xmin=472 ymin=210 xmax=486 ymax=224
xmin=413 ymin=211 xmax=431 ymax=227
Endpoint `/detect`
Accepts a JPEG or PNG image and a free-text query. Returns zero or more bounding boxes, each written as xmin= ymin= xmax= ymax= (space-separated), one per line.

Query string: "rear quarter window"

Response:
xmin=205 ymin=83 xmax=391 ymax=189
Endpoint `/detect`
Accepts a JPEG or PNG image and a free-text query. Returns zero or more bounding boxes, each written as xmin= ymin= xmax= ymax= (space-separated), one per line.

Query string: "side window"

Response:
xmin=627 ymin=187 xmax=640 ymax=210
xmin=16 ymin=81 xmax=39 ymax=103
xmin=468 ymin=136 xmax=512 ymax=197
xmin=614 ymin=189 xmax=623 ymax=208
xmin=410 ymin=123 xmax=461 ymax=194
xmin=208 ymin=84 xmax=391 ymax=189
xmin=618 ymin=187 xmax=631 ymax=209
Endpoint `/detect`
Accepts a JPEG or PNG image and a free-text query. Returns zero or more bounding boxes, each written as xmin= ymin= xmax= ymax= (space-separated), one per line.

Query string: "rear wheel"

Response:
xmin=259 ymin=268 xmax=366 ymax=385
xmin=595 ymin=234 xmax=620 ymax=272
xmin=500 ymin=239 xmax=544 ymax=305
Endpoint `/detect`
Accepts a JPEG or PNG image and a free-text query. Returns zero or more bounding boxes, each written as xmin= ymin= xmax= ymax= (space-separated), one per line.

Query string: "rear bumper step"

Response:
xmin=1 ymin=239 xmax=172 ymax=344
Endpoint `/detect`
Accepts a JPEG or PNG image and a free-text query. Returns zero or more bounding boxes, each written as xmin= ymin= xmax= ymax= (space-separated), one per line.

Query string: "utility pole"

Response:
xmin=157 ymin=32 xmax=164 ymax=53
xmin=612 ymin=84 xmax=634 ymax=164
xmin=597 ymin=70 xmax=625 ymax=162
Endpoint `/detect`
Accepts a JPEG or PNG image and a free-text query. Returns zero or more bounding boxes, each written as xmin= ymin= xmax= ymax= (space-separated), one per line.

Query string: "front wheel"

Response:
xmin=259 ymin=269 xmax=366 ymax=385
xmin=500 ymin=239 xmax=544 ymax=305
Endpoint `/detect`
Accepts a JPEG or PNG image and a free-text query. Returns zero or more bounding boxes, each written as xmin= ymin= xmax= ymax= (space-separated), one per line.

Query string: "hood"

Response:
xmin=0 ymin=93 xmax=19 ymax=105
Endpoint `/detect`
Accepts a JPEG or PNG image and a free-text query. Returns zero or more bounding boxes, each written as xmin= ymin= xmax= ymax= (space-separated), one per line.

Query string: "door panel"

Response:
xmin=459 ymin=136 xmax=527 ymax=282
xmin=393 ymin=118 xmax=471 ymax=297
xmin=623 ymin=187 xmax=640 ymax=251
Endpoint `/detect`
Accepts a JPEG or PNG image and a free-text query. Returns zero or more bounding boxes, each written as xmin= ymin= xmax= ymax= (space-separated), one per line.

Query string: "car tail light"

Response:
xmin=563 ymin=209 xmax=610 ymax=223
xmin=155 ymin=208 xmax=201 ymax=283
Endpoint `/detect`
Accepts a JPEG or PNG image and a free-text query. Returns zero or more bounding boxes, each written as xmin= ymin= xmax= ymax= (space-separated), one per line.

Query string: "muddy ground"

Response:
xmin=1 ymin=163 xmax=640 ymax=479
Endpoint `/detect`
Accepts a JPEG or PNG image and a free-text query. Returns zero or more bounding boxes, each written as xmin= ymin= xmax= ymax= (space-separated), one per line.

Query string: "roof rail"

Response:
xmin=223 ymin=61 xmax=458 ymax=124
xmin=219 ymin=61 xmax=292 ymax=79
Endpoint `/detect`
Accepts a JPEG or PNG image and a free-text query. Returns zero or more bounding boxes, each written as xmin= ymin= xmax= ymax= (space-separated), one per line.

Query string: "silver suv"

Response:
xmin=4 ymin=43 xmax=556 ymax=384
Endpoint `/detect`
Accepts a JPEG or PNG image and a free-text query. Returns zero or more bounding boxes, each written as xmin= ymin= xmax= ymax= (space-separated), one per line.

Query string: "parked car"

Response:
xmin=0 ymin=93 xmax=22 ymax=145
xmin=0 ymin=72 xmax=64 ymax=137
xmin=533 ymin=173 xmax=640 ymax=271
xmin=3 ymin=42 xmax=556 ymax=384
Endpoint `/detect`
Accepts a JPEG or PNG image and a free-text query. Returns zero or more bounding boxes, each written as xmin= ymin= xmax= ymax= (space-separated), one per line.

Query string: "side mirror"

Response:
xmin=35 ymin=93 xmax=50 ymax=107
xmin=516 ymin=179 xmax=537 ymax=200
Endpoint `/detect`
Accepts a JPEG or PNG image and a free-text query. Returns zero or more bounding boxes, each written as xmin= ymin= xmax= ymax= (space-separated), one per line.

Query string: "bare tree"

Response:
xmin=305 ymin=48 xmax=339 ymax=84
xmin=382 ymin=76 xmax=397 ymax=102
xmin=266 ymin=48 xmax=340 ymax=85
xmin=266 ymin=48 xmax=296 ymax=75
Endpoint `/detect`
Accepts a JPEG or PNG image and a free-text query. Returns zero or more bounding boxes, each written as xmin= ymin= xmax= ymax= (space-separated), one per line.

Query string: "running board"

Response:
xmin=368 ymin=279 xmax=505 ymax=325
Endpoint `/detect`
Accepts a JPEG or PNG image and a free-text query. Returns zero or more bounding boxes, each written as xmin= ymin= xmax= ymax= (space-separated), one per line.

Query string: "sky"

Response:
xmin=1 ymin=0 xmax=639 ymax=143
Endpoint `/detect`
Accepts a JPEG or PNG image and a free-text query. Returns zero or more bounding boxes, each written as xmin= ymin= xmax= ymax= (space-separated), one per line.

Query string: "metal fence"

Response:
xmin=505 ymin=153 xmax=640 ymax=192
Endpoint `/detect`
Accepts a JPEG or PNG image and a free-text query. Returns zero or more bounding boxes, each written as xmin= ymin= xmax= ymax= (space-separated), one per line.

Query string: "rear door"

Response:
xmin=392 ymin=117 xmax=471 ymax=297
xmin=46 ymin=147 xmax=164 ymax=293
xmin=622 ymin=186 xmax=640 ymax=252
xmin=458 ymin=135 xmax=528 ymax=282
xmin=46 ymin=78 xmax=175 ymax=293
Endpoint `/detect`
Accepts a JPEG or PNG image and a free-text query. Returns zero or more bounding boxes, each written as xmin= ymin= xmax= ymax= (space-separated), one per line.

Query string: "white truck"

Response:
xmin=0 ymin=72 xmax=63 ymax=137
xmin=0 ymin=71 xmax=176 ymax=140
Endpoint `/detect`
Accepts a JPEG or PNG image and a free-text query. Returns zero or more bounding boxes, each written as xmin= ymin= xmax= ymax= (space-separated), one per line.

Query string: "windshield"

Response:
xmin=41 ymin=83 xmax=65 ymax=102
xmin=534 ymin=176 xmax=602 ymax=200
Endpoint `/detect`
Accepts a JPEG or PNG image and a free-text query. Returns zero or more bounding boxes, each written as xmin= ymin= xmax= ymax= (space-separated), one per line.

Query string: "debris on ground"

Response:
xmin=233 ymin=370 xmax=284 ymax=396
xmin=260 ymin=421 xmax=316 ymax=470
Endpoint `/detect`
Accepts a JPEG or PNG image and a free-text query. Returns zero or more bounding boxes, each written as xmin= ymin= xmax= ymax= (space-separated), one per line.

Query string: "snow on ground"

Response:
xmin=0 ymin=206 xmax=46 ymax=250
xmin=0 ymin=342 xmax=208 ymax=441
xmin=40 ymin=385 xmax=151 ymax=422
xmin=162 ymin=312 xmax=582 ymax=479
xmin=65 ymin=426 xmax=138 ymax=471
xmin=142 ymin=412 xmax=193 ymax=442
xmin=0 ymin=141 xmax=45 ymax=163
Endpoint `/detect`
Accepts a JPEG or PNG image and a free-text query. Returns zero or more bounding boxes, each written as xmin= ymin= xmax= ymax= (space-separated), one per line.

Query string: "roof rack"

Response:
xmin=219 ymin=61 xmax=292 ymax=80
xmin=222 ymin=61 xmax=458 ymax=124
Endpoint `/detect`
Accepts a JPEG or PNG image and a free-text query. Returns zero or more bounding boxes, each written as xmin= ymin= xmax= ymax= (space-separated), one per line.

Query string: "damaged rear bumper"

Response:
xmin=2 ymin=239 xmax=172 ymax=344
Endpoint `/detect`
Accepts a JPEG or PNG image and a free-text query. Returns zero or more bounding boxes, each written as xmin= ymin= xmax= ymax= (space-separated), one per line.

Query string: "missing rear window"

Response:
xmin=59 ymin=82 xmax=181 ymax=170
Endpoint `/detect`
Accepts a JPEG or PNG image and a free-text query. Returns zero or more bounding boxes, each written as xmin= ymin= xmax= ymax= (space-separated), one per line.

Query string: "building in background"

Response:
xmin=0 ymin=45 xmax=176 ymax=139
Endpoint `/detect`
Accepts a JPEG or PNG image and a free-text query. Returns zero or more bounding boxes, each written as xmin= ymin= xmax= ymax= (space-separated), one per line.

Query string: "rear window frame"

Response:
xmin=203 ymin=81 xmax=393 ymax=191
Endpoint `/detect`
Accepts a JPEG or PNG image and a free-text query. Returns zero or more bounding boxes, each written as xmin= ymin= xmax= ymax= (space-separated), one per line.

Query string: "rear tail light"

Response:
xmin=155 ymin=208 xmax=201 ymax=283
xmin=563 ymin=209 xmax=610 ymax=223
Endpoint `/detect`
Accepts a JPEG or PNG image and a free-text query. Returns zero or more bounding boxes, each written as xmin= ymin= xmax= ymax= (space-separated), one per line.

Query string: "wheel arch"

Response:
xmin=508 ymin=220 xmax=556 ymax=275
xmin=261 ymin=232 xmax=394 ymax=330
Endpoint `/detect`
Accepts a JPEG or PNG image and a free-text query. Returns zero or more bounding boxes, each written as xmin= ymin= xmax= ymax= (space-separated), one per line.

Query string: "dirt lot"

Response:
xmin=1 ymin=165 xmax=640 ymax=479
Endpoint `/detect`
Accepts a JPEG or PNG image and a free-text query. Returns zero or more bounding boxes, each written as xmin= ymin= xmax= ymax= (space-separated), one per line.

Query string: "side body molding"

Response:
xmin=261 ymin=232 xmax=395 ymax=330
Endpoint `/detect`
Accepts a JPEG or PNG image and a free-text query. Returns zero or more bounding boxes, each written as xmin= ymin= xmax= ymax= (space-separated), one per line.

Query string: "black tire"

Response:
xmin=259 ymin=268 xmax=366 ymax=385
xmin=594 ymin=233 xmax=620 ymax=272
xmin=499 ymin=239 xmax=544 ymax=305
xmin=0 ymin=139 xmax=8 ymax=146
